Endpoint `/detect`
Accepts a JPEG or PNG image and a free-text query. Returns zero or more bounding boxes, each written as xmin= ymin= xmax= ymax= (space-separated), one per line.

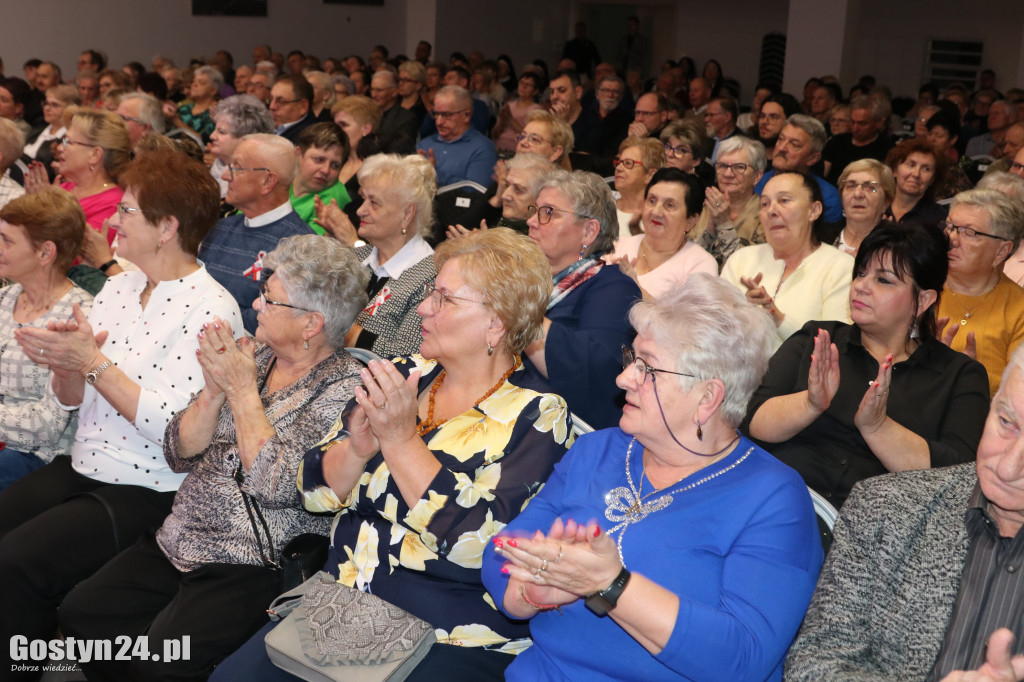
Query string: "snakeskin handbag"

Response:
xmin=264 ymin=571 xmax=436 ymax=681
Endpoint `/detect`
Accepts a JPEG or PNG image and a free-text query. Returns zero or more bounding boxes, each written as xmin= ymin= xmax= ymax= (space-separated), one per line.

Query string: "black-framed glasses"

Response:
xmin=526 ymin=205 xmax=593 ymax=225
xmin=431 ymin=109 xmax=469 ymax=121
xmin=613 ymin=157 xmax=644 ymax=169
xmin=664 ymin=143 xmax=693 ymax=157
xmin=715 ymin=162 xmax=750 ymax=175
xmin=227 ymin=164 xmax=271 ymax=179
xmin=59 ymin=136 xmax=95 ymax=149
xmin=421 ymin=281 xmax=485 ymax=312
xmin=269 ymin=96 xmax=301 ymax=107
xmin=944 ymin=220 xmax=1010 ymax=242
xmin=621 ymin=346 xmax=697 ymax=386
xmin=841 ymin=180 xmax=881 ymax=194
xmin=259 ymin=280 xmax=313 ymax=312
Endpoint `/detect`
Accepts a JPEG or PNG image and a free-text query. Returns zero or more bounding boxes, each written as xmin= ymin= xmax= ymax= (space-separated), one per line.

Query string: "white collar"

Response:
xmin=243 ymin=200 xmax=295 ymax=228
xmin=362 ymin=235 xmax=433 ymax=278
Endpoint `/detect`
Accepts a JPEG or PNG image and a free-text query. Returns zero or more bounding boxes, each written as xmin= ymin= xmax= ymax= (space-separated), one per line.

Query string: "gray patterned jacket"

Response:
xmin=785 ymin=464 xmax=975 ymax=681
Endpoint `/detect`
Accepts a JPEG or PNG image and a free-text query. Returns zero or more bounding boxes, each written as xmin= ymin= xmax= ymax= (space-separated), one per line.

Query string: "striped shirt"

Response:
xmin=928 ymin=484 xmax=1024 ymax=679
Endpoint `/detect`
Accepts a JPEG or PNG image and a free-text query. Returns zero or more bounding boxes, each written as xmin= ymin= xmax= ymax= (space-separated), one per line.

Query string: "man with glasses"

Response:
xmin=705 ymin=96 xmax=743 ymax=163
xmin=199 ymin=134 xmax=312 ymax=333
xmin=269 ymin=74 xmax=317 ymax=144
xmin=416 ymin=85 xmax=495 ymax=187
xmin=627 ymin=92 xmax=669 ymax=140
xmin=755 ymin=114 xmax=843 ymax=223
xmin=371 ymin=70 xmax=418 ymax=152
xmin=115 ymin=93 xmax=165 ymax=148
xmin=245 ymin=70 xmax=273 ymax=106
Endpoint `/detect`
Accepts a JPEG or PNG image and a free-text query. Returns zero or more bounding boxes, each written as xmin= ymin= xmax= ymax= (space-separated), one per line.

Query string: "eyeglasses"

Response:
xmin=269 ymin=96 xmax=300 ymax=107
xmin=227 ymin=164 xmax=271 ymax=179
xmin=59 ymin=136 xmax=95 ymax=149
xmin=526 ymin=205 xmax=592 ymax=225
xmin=758 ymin=112 xmax=784 ymax=122
xmin=118 ymin=113 xmax=148 ymax=126
xmin=634 ymin=110 xmax=659 ymax=118
xmin=259 ymin=280 xmax=313 ymax=312
xmin=432 ymin=109 xmax=469 ymax=121
xmin=115 ymin=202 xmax=150 ymax=220
xmin=613 ymin=158 xmax=644 ymax=170
xmin=944 ymin=221 xmax=1010 ymax=242
xmin=715 ymin=162 xmax=750 ymax=174
xmin=421 ymin=281 xmax=484 ymax=312
xmin=515 ymin=132 xmax=550 ymax=147
xmin=841 ymin=180 xmax=881 ymax=194
xmin=1010 ymin=161 xmax=1024 ymax=175
xmin=621 ymin=346 xmax=697 ymax=386
xmin=664 ymin=144 xmax=693 ymax=157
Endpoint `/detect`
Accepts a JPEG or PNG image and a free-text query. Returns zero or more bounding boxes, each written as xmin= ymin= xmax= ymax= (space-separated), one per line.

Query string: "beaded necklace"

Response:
xmin=604 ymin=437 xmax=752 ymax=567
xmin=415 ymin=357 xmax=519 ymax=436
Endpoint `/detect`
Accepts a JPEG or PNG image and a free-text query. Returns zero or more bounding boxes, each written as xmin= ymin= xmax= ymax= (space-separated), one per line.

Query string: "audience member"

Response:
xmin=0 ymin=119 xmax=26 ymax=210
xmin=820 ymin=158 xmax=895 ymax=254
xmin=303 ymin=70 xmax=335 ymax=122
xmin=269 ymin=73 xmax=317 ymax=143
xmin=115 ymin=92 xmax=165 ymax=149
xmin=207 ymin=94 xmax=275 ymax=198
xmin=370 ymin=70 xmax=418 ymax=150
xmin=417 ymin=85 xmax=496 ymax=187
xmin=755 ymin=114 xmax=843 ymax=222
xmin=883 ymin=137 xmax=948 ymax=231
xmin=705 ymin=95 xmax=742 ymax=162
xmin=289 ymin=122 xmax=351 ymax=232
xmin=966 ymin=99 xmax=1016 ymax=158
xmin=612 ymin=136 xmax=664 ymax=240
xmin=823 ymin=95 xmax=894 ymax=184
xmin=492 ymin=71 xmax=543 ymax=153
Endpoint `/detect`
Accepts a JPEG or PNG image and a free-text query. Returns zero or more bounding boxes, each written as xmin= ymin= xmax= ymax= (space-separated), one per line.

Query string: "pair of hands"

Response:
xmin=445 ymin=220 xmax=488 ymax=241
xmin=739 ymin=273 xmax=780 ymax=322
xmin=14 ymin=303 xmax=105 ymax=375
xmin=194 ymin=316 xmax=256 ymax=403
xmin=347 ymin=359 xmax=423 ymax=462
xmin=313 ymin=196 xmax=358 ymax=245
xmin=494 ymin=517 xmax=622 ymax=610
xmin=24 ymin=160 xmax=60 ymax=194
xmin=704 ymin=187 xmax=731 ymax=231
xmin=806 ymin=328 xmax=892 ymax=435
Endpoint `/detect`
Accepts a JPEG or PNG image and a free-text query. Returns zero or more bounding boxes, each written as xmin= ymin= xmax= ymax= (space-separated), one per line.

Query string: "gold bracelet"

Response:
xmin=519 ymin=584 xmax=561 ymax=613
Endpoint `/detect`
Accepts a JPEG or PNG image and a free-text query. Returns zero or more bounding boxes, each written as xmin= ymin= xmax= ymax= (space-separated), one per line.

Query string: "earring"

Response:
xmin=909 ymin=316 xmax=919 ymax=339
xmin=578 ymin=243 xmax=588 ymax=261
xmin=487 ymin=343 xmax=494 ymax=356
xmin=303 ymin=340 xmax=309 ymax=350
xmin=155 ymin=240 xmax=162 ymax=252
xmin=696 ymin=421 xmax=703 ymax=441
xmin=401 ymin=227 xmax=407 ymax=236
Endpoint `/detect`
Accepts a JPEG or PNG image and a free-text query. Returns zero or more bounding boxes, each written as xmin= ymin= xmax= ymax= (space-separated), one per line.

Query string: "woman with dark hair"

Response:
xmin=702 ymin=59 xmax=724 ymax=97
xmin=883 ymin=137 xmax=949 ymax=231
xmin=722 ymin=171 xmax=855 ymax=348
xmin=745 ymin=221 xmax=990 ymax=507
xmin=496 ymin=54 xmax=518 ymax=93
xmin=492 ymin=71 xmax=542 ymax=153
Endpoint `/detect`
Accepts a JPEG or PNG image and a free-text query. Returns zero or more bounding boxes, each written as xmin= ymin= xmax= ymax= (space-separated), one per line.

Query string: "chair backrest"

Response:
xmin=345 ymin=347 xmax=384 ymax=366
xmin=808 ymin=487 xmax=838 ymax=553
xmin=570 ymin=413 xmax=594 ymax=440
xmin=430 ymin=182 xmax=492 ymax=246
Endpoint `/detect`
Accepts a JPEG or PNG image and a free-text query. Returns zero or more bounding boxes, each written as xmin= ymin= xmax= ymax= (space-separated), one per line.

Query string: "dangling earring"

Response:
xmin=909 ymin=317 xmax=919 ymax=339
xmin=487 ymin=343 xmax=494 ymax=356
xmin=696 ymin=421 xmax=703 ymax=441
xmin=303 ymin=340 xmax=310 ymax=350
xmin=578 ymin=243 xmax=588 ymax=261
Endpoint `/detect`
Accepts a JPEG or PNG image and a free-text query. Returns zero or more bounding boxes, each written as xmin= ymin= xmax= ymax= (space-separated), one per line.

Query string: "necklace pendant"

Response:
xmin=960 ymin=316 xmax=969 ymax=325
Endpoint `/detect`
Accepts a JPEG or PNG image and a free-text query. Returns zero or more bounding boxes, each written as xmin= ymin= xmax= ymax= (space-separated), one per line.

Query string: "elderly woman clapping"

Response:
xmin=0 ymin=149 xmax=243 ymax=660
xmin=214 ymin=228 xmax=574 ymax=680
xmin=343 ymin=154 xmax=437 ymax=357
xmin=58 ymin=235 xmax=370 ymax=680
xmin=483 ymin=274 xmax=823 ymax=681
xmin=819 ymin=159 xmax=895 ymax=255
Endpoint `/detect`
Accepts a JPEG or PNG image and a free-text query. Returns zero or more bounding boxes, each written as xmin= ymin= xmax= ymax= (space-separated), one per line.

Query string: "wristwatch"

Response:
xmin=584 ymin=566 xmax=631 ymax=617
xmin=84 ymin=360 xmax=111 ymax=385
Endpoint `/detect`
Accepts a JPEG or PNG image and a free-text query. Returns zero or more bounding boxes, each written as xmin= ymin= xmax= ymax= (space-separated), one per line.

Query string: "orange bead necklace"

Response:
xmin=416 ymin=357 xmax=520 ymax=436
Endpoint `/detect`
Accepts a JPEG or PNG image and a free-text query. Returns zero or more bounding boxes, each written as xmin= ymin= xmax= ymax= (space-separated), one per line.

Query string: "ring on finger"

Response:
xmin=555 ymin=544 xmax=563 ymax=563
xmin=540 ymin=559 xmax=548 ymax=572
xmin=217 ymin=346 xmax=227 ymax=354
xmin=375 ymin=400 xmax=387 ymax=409
xmin=39 ymin=348 xmax=44 ymax=356
xmin=533 ymin=570 xmax=543 ymax=581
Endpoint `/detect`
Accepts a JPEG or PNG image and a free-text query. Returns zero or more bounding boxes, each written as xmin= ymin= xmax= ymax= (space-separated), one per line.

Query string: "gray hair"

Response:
xmin=194 ymin=65 xmax=224 ymax=91
xmin=505 ymin=152 xmax=556 ymax=199
xmin=0 ymin=118 xmax=26 ymax=173
xmin=436 ymin=84 xmax=472 ymax=110
xmin=331 ymin=73 xmax=354 ymax=96
xmin=851 ymin=94 xmax=888 ymax=122
xmin=978 ymin=171 xmax=1024 ymax=201
xmin=214 ymin=95 xmax=275 ymax=137
xmin=786 ymin=114 xmax=828 ymax=153
xmin=239 ymin=133 xmax=297 ymax=187
xmin=538 ymin=169 xmax=617 ymax=256
xmin=49 ymin=84 xmax=81 ymax=107
xmin=628 ymin=273 xmax=775 ymax=427
xmin=717 ymin=136 xmax=767 ymax=173
xmin=119 ymin=93 xmax=166 ymax=133
xmin=999 ymin=343 xmax=1024 ymax=394
xmin=305 ymin=70 xmax=336 ymax=109
xmin=255 ymin=62 xmax=277 ymax=82
xmin=950 ymin=188 xmax=1024 ymax=252
xmin=263 ymin=234 xmax=369 ymax=349
xmin=838 ymin=158 xmax=896 ymax=205
xmin=358 ymin=154 xmax=437 ymax=237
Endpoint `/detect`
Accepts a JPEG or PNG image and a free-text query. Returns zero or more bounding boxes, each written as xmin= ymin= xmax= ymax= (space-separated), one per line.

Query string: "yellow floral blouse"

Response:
xmin=299 ymin=354 xmax=574 ymax=654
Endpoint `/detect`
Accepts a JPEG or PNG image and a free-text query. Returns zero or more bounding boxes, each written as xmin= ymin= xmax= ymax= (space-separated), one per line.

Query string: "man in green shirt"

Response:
xmin=289 ymin=122 xmax=352 ymax=234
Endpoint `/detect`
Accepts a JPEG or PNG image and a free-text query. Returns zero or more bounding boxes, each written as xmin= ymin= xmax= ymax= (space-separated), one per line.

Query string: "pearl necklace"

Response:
xmin=415 ymin=357 xmax=519 ymax=436
xmin=604 ymin=437 xmax=751 ymax=567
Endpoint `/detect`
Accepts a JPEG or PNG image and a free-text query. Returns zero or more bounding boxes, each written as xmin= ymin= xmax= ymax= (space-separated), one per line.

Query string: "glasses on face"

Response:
xmin=269 ymin=96 xmax=300 ymax=107
xmin=1010 ymin=161 xmax=1024 ymax=175
xmin=59 ymin=136 xmax=95 ymax=149
xmin=841 ymin=180 xmax=881 ymax=194
xmin=515 ymin=132 xmax=550 ymax=147
xmin=759 ymin=112 xmax=783 ymax=123
xmin=118 ymin=113 xmax=147 ymax=126
xmin=634 ymin=110 xmax=658 ymax=119
xmin=664 ymin=144 xmax=692 ymax=157
xmin=715 ymin=162 xmax=750 ymax=175
xmin=613 ymin=157 xmax=644 ymax=170
xmin=421 ymin=281 xmax=484 ymax=312
xmin=944 ymin=221 xmax=1011 ymax=242
xmin=227 ymin=164 xmax=271 ymax=179
xmin=259 ymin=280 xmax=313 ymax=312
xmin=115 ymin=202 xmax=150 ymax=220
xmin=432 ymin=109 xmax=469 ymax=121
xmin=621 ymin=346 xmax=696 ymax=386
xmin=526 ymin=204 xmax=592 ymax=225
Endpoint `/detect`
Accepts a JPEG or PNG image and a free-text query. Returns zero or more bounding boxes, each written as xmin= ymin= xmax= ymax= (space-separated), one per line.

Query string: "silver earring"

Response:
xmin=578 ymin=243 xmax=587 ymax=260
xmin=303 ymin=340 xmax=309 ymax=350
xmin=487 ymin=343 xmax=494 ymax=356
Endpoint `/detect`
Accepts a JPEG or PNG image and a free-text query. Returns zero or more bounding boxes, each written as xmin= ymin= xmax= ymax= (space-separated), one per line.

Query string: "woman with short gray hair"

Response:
xmin=208 ymin=94 xmax=275 ymax=197
xmin=58 ymin=234 xmax=370 ymax=679
xmin=170 ymin=65 xmax=223 ymax=145
xmin=524 ymin=169 xmax=641 ymax=429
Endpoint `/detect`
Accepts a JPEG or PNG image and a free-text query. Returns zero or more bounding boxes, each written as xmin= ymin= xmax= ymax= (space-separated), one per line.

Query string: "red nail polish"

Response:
xmin=492 ymin=537 xmax=504 ymax=548
xmin=500 ymin=566 xmax=509 ymax=574
xmin=593 ymin=526 xmax=600 ymax=537
xmin=507 ymin=539 xmax=518 ymax=548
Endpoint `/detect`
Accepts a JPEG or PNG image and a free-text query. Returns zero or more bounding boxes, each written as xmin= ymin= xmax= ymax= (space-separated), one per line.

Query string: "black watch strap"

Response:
xmin=584 ymin=566 xmax=631 ymax=617
xmin=98 ymin=259 xmax=118 ymax=273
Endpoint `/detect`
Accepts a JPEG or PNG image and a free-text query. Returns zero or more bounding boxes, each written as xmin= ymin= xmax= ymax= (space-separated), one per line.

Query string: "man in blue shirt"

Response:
xmin=416 ymin=85 xmax=496 ymax=188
